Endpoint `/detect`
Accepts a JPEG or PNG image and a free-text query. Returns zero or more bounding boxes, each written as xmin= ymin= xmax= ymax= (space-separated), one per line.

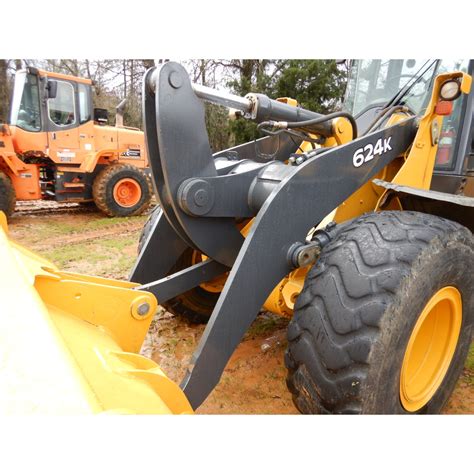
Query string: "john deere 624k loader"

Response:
xmin=1 ymin=59 xmax=473 ymax=414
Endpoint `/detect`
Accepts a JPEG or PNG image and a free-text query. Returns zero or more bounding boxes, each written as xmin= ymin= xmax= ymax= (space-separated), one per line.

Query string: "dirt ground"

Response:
xmin=7 ymin=204 xmax=474 ymax=414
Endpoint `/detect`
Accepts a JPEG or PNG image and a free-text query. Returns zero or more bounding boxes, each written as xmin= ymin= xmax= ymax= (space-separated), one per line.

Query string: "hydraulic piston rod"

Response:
xmin=147 ymin=65 xmax=334 ymax=136
xmin=147 ymin=69 xmax=252 ymax=112
xmin=192 ymin=83 xmax=253 ymax=113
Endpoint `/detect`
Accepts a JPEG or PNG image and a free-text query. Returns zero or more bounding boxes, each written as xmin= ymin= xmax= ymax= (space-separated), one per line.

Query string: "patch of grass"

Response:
xmin=41 ymin=221 xmax=80 ymax=235
xmin=168 ymin=338 xmax=179 ymax=348
xmin=43 ymin=242 xmax=109 ymax=267
xmin=116 ymin=254 xmax=136 ymax=274
xmin=15 ymin=220 xmax=81 ymax=244
xmin=100 ymin=235 xmax=137 ymax=251
xmin=246 ymin=313 xmax=288 ymax=338
xmin=84 ymin=215 xmax=147 ymax=231
xmin=465 ymin=342 xmax=474 ymax=371
xmin=40 ymin=233 xmax=139 ymax=277
xmin=459 ymin=342 xmax=474 ymax=387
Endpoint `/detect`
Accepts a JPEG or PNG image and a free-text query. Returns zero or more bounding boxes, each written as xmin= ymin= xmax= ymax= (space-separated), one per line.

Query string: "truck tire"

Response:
xmin=0 ymin=171 xmax=16 ymax=218
xmin=92 ymin=164 xmax=152 ymax=217
xmin=138 ymin=205 xmax=218 ymax=324
xmin=137 ymin=205 xmax=160 ymax=254
xmin=285 ymin=211 xmax=474 ymax=414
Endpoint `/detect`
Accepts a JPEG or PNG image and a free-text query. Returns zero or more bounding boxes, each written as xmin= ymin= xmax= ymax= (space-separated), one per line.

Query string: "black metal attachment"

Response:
xmin=287 ymin=241 xmax=322 ymax=268
xmin=132 ymin=61 xmax=418 ymax=409
xmin=137 ymin=258 xmax=228 ymax=304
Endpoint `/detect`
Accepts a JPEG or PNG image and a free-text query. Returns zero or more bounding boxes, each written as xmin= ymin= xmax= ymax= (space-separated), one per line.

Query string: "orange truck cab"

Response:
xmin=0 ymin=68 xmax=153 ymax=218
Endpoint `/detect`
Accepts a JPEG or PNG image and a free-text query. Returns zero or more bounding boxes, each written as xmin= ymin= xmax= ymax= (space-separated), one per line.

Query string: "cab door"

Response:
xmin=46 ymin=79 xmax=81 ymax=166
xmin=432 ymin=59 xmax=473 ymax=195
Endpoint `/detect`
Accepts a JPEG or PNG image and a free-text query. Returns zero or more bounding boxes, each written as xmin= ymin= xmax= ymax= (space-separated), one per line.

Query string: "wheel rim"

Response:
xmin=113 ymin=178 xmax=142 ymax=208
xmin=191 ymin=251 xmax=227 ymax=293
xmin=400 ymin=286 xmax=462 ymax=412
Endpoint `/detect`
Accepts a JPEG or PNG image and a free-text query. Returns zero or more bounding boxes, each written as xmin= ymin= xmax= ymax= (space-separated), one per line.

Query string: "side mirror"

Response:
xmin=46 ymin=80 xmax=58 ymax=99
xmin=94 ymin=108 xmax=109 ymax=125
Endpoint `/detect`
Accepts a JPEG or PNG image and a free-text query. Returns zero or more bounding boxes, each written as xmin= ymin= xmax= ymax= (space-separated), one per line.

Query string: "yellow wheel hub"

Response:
xmin=190 ymin=219 xmax=253 ymax=294
xmin=191 ymin=251 xmax=227 ymax=293
xmin=400 ymin=286 xmax=462 ymax=412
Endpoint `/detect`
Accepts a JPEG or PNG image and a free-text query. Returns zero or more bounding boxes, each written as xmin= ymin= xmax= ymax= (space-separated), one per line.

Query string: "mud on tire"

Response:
xmin=285 ymin=211 xmax=474 ymax=414
xmin=92 ymin=163 xmax=152 ymax=217
xmin=0 ymin=171 xmax=16 ymax=218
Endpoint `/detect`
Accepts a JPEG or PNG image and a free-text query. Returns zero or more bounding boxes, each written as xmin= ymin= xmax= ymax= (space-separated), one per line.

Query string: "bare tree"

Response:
xmin=0 ymin=60 xmax=9 ymax=122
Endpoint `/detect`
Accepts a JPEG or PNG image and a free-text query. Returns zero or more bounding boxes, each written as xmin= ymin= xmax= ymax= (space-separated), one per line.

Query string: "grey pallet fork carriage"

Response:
xmin=130 ymin=62 xmax=417 ymax=409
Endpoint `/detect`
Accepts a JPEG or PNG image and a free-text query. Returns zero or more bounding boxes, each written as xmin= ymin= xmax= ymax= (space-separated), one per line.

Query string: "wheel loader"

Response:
xmin=1 ymin=59 xmax=473 ymax=414
xmin=0 ymin=67 xmax=153 ymax=218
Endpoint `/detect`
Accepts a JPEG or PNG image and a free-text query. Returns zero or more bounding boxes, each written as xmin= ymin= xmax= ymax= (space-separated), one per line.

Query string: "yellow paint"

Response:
xmin=0 ymin=212 xmax=192 ymax=414
xmin=400 ymin=286 xmax=462 ymax=412
xmin=375 ymin=71 xmax=472 ymax=210
xmin=192 ymin=250 xmax=228 ymax=293
xmin=264 ymin=71 xmax=472 ymax=318
xmin=276 ymin=97 xmax=298 ymax=107
xmin=0 ymin=211 xmax=7 ymax=232
xmin=392 ymin=73 xmax=470 ymax=189
xmin=202 ymin=72 xmax=472 ymax=319
xmin=281 ymin=268 xmax=307 ymax=311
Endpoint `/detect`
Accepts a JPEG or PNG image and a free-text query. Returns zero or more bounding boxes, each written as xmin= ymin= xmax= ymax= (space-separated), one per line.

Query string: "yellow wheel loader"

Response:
xmin=1 ymin=59 xmax=473 ymax=414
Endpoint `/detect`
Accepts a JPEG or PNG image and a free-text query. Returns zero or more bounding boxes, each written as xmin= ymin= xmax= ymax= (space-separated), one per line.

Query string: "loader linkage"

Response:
xmin=131 ymin=62 xmax=418 ymax=409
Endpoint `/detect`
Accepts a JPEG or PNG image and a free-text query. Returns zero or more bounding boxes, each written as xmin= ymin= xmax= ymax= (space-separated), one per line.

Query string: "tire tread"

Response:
xmin=285 ymin=211 xmax=472 ymax=414
xmin=92 ymin=163 xmax=152 ymax=217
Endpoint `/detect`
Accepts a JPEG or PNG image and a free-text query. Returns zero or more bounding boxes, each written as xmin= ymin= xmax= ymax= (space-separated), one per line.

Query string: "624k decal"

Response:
xmin=353 ymin=137 xmax=392 ymax=167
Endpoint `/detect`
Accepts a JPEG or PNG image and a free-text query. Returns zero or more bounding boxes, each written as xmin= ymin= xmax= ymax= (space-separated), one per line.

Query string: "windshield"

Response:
xmin=345 ymin=59 xmax=433 ymax=116
xmin=344 ymin=59 xmax=471 ymax=169
xmin=10 ymin=71 xmax=41 ymax=132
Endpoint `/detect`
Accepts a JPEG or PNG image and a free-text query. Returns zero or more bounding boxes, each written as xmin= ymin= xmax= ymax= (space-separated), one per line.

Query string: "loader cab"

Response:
xmin=343 ymin=59 xmax=449 ymax=135
xmin=9 ymin=68 xmax=94 ymax=156
xmin=10 ymin=68 xmax=94 ymax=132
xmin=344 ymin=59 xmax=474 ymax=195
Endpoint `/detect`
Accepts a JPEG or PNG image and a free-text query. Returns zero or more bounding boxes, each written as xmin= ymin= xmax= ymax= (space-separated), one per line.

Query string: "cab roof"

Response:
xmin=30 ymin=68 xmax=92 ymax=85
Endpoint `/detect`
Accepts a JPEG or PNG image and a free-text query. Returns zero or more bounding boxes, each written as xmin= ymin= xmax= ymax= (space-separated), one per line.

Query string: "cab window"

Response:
xmin=78 ymin=83 xmax=91 ymax=124
xmin=345 ymin=59 xmax=429 ymax=116
xmin=9 ymin=72 xmax=41 ymax=132
xmin=48 ymin=80 xmax=76 ymax=126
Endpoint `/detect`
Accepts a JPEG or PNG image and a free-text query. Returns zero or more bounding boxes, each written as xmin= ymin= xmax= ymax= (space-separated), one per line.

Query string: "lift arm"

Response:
xmin=133 ymin=62 xmax=418 ymax=408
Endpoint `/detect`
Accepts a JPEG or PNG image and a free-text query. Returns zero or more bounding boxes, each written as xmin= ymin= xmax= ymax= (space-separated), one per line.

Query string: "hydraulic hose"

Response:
xmin=362 ymin=105 xmax=413 ymax=136
xmin=259 ymin=111 xmax=358 ymax=140
xmin=285 ymin=111 xmax=358 ymax=139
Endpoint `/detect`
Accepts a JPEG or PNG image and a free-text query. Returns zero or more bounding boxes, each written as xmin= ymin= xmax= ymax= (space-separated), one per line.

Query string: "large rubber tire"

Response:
xmin=92 ymin=164 xmax=152 ymax=217
xmin=138 ymin=205 xmax=218 ymax=324
xmin=137 ymin=205 xmax=160 ymax=254
xmin=285 ymin=211 xmax=474 ymax=414
xmin=0 ymin=171 xmax=16 ymax=218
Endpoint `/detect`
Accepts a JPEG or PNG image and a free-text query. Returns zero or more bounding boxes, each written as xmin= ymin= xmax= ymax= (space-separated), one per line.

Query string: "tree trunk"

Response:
xmin=200 ymin=59 xmax=206 ymax=85
xmin=0 ymin=60 xmax=9 ymax=122
xmin=123 ymin=59 xmax=127 ymax=97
